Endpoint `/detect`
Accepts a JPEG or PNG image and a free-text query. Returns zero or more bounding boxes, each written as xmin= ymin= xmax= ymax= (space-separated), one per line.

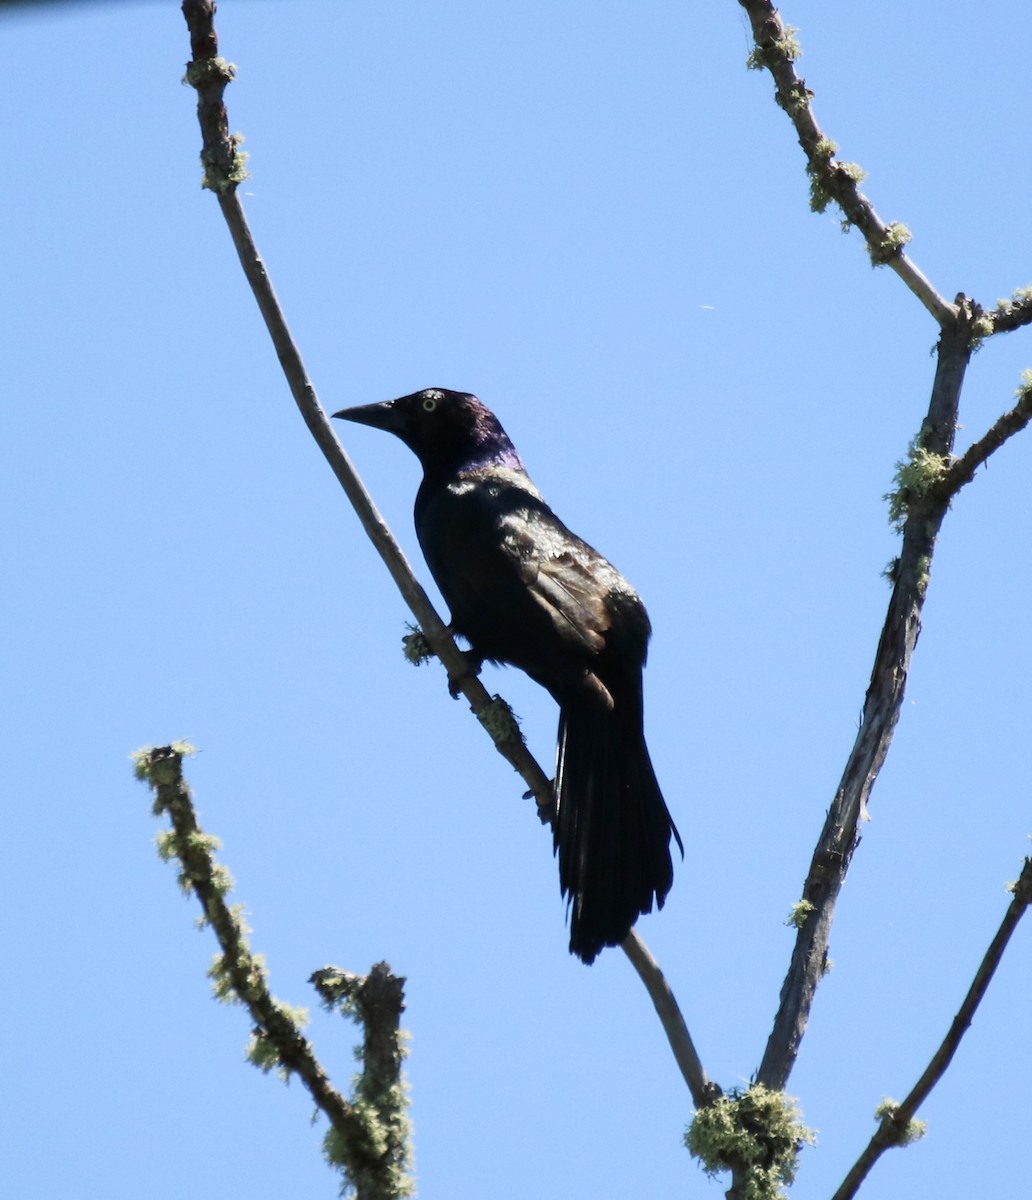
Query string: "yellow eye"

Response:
xmin=422 ymin=396 xmax=438 ymax=413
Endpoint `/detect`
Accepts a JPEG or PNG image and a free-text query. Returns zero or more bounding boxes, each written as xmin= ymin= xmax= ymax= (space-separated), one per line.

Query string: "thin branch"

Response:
xmin=756 ymin=304 xmax=978 ymax=1091
xmin=133 ymin=744 xmax=414 ymax=1200
xmin=941 ymin=378 xmax=1032 ymax=497
xmin=621 ymin=931 xmax=716 ymax=1108
xmin=831 ymin=857 xmax=1032 ymax=1200
xmin=179 ymin=0 xmax=553 ymax=820
xmin=736 ymin=0 xmax=955 ymax=326
xmin=980 ymin=288 xmax=1032 ymax=337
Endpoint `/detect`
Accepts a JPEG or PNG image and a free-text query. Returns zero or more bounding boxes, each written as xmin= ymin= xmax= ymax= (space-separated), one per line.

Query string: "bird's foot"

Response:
xmin=447 ymin=647 xmax=484 ymax=698
xmin=523 ymin=778 xmax=557 ymax=826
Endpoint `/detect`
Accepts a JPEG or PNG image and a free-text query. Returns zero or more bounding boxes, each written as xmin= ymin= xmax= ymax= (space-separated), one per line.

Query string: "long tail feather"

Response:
xmin=554 ymin=691 xmax=680 ymax=964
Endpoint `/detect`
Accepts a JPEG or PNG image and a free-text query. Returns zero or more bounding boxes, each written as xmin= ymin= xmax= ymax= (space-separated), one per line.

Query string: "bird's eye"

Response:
xmin=421 ymin=396 xmax=438 ymax=413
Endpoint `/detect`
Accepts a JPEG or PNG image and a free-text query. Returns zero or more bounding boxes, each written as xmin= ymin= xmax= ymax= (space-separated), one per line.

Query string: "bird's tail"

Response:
xmin=553 ymin=689 xmax=681 ymax=964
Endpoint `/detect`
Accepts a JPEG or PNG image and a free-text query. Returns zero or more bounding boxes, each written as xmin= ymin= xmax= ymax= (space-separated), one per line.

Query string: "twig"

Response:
xmin=756 ymin=304 xmax=978 ymax=1090
xmin=621 ymin=931 xmax=716 ymax=1108
xmin=179 ymin=0 xmax=553 ymax=819
xmin=941 ymin=378 xmax=1032 ymax=497
xmin=980 ymin=288 xmax=1032 ymax=337
xmin=736 ymin=0 xmax=955 ymax=326
xmin=133 ymin=744 xmax=413 ymax=1200
xmin=831 ymin=857 xmax=1032 ymax=1200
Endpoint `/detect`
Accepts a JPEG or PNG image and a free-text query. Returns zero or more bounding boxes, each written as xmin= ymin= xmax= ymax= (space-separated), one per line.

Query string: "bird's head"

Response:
xmin=333 ymin=388 xmax=523 ymax=474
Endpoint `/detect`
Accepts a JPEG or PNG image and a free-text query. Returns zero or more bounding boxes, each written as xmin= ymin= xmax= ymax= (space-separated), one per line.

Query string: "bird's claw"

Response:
xmin=447 ymin=648 xmax=484 ymax=698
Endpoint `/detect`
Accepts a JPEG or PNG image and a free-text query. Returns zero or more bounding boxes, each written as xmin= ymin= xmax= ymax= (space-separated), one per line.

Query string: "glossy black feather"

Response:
xmin=333 ymin=388 xmax=681 ymax=963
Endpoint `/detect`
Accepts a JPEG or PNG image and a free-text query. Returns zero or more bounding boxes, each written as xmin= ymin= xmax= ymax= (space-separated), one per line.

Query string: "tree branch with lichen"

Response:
xmin=686 ymin=1084 xmax=816 ymax=1200
xmin=939 ymin=370 xmax=1032 ymax=497
xmin=734 ymin=8 xmax=1032 ymax=1124
xmin=978 ymin=285 xmax=1032 ymax=338
xmin=757 ymin=302 xmax=979 ymax=1093
xmin=831 ymin=855 xmax=1032 ymax=1200
xmin=132 ymin=742 xmax=414 ymax=1200
xmin=736 ymin=0 xmax=955 ymax=325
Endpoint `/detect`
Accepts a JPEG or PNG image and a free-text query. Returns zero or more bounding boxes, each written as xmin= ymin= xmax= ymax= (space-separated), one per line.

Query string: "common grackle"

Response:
xmin=334 ymin=388 xmax=680 ymax=963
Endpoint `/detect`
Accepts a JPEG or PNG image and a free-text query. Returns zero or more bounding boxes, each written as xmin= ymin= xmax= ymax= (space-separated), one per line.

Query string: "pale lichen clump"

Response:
xmin=686 ymin=1085 xmax=817 ymax=1200
xmin=884 ymin=436 xmax=954 ymax=532
xmin=873 ymin=1097 xmax=928 ymax=1147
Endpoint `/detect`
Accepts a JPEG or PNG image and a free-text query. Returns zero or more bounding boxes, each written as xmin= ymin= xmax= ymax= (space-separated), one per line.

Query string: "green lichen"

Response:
xmin=323 ymin=1116 xmax=415 ymax=1200
xmin=131 ymin=740 xmax=197 ymax=783
xmin=968 ymin=313 xmax=995 ymax=350
xmin=884 ymin=436 xmax=954 ymax=532
xmin=868 ymin=222 xmax=912 ymax=266
xmin=785 ymin=900 xmax=814 ymax=929
xmin=182 ymin=55 xmax=236 ymax=90
xmin=980 ymin=286 xmax=1032 ymax=343
xmin=246 ymin=1002 xmax=311 ymax=1081
xmin=838 ymin=160 xmax=867 ymax=185
xmin=246 ymin=1028 xmax=284 ymax=1075
xmin=317 ymin=965 xmax=415 ymax=1199
xmin=686 ymin=1085 xmax=816 ymax=1200
xmin=806 ymin=138 xmax=838 ymax=213
xmin=401 ymin=625 xmax=434 ymax=666
xmin=477 ymin=694 xmax=523 ymax=743
xmin=874 ymin=1098 xmax=928 ymax=1147
xmin=201 ymin=132 xmax=250 ymax=194
xmin=746 ymin=26 xmax=802 ymax=72
xmin=997 ymin=284 xmax=1032 ymax=311
xmin=775 ymin=80 xmax=812 ymax=116
xmin=207 ymin=947 xmax=269 ymax=1004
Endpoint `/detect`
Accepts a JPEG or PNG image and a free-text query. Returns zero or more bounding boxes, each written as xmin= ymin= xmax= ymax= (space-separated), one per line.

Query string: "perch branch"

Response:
xmin=179 ymin=0 xmax=709 ymax=1088
xmin=831 ymin=857 xmax=1032 ymax=1200
xmin=622 ymin=931 xmax=716 ymax=1108
xmin=180 ymin=0 xmax=552 ymax=819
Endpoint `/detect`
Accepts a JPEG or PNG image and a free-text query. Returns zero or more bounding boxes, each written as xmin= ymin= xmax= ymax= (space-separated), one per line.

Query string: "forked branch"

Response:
xmin=133 ymin=743 xmax=414 ymax=1200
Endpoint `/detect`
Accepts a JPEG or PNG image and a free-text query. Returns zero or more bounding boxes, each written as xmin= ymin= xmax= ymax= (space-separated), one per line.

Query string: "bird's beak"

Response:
xmin=331 ymin=400 xmax=405 ymax=433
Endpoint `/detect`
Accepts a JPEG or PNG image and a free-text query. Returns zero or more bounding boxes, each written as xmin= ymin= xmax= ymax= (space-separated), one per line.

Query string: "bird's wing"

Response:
xmin=500 ymin=505 xmax=618 ymax=655
xmin=419 ymin=470 xmax=640 ymax=674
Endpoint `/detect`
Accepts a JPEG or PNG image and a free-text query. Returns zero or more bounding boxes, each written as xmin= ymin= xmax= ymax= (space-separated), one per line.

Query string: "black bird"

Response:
xmin=334 ymin=388 xmax=680 ymax=963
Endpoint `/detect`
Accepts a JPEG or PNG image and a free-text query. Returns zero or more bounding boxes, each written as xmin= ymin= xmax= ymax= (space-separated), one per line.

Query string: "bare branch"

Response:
xmin=621 ymin=932 xmax=716 ymax=1108
xmin=831 ymin=857 xmax=1032 ymax=1200
xmin=736 ymin=0 xmax=955 ymax=326
xmin=756 ymin=303 xmax=978 ymax=1090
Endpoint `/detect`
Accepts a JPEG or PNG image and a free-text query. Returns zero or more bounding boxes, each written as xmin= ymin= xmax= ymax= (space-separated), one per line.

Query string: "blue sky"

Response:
xmin=3 ymin=2 xmax=1030 ymax=1197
